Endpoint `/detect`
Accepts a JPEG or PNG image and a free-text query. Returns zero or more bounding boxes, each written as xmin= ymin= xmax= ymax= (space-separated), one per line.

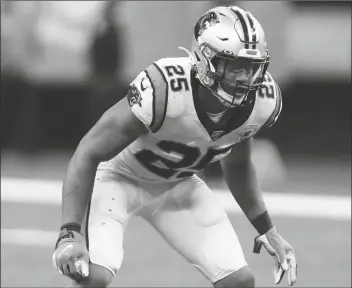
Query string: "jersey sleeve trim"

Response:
xmin=144 ymin=63 xmax=169 ymax=133
xmin=263 ymin=82 xmax=282 ymax=128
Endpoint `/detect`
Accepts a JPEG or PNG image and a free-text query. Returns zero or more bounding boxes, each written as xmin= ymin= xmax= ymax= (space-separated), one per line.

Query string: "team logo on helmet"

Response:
xmin=194 ymin=11 xmax=219 ymax=40
xmin=127 ymin=84 xmax=142 ymax=107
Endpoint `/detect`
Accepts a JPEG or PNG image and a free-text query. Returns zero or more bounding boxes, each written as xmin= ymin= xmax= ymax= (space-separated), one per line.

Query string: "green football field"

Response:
xmin=1 ymin=151 xmax=351 ymax=287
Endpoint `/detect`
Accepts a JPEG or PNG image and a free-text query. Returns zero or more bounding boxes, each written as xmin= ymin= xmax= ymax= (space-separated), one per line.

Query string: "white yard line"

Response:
xmin=1 ymin=177 xmax=351 ymax=247
xmin=215 ymin=190 xmax=351 ymax=220
xmin=1 ymin=228 xmax=57 ymax=247
xmin=1 ymin=177 xmax=351 ymax=220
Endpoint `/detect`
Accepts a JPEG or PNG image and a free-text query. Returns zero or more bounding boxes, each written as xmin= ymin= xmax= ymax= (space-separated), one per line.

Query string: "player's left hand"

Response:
xmin=254 ymin=227 xmax=297 ymax=286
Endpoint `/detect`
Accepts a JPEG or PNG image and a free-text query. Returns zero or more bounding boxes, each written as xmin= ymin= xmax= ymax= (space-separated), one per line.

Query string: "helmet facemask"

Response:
xmin=197 ymin=44 xmax=270 ymax=107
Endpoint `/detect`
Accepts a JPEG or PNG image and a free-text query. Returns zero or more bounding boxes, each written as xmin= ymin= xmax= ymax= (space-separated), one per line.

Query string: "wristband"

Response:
xmin=61 ymin=222 xmax=81 ymax=233
xmin=251 ymin=211 xmax=273 ymax=235
xmin=55 ymin=223 xmax=82 ymax=249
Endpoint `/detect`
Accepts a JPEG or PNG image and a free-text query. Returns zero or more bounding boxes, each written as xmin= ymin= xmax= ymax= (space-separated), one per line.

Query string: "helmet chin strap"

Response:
xmin=205 ymin=85 xmax=235 ymax=121
xmin=206 ymin=93 xmax=235 ymax=125
xmin=210 ymin=84 xmax=240 ymax=108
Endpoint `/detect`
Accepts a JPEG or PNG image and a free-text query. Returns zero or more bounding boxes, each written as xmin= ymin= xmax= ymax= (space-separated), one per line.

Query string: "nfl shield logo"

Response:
xmin=239 ymin=124 xmax=259 ymax=140
xmin=211 ymin=130 xmax=225 ymax=141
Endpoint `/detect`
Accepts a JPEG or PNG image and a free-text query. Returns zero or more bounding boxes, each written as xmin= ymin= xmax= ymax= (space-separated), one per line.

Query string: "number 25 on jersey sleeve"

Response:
xmin=259 ymin=73 xmax=283 ymax=128
xmin=164 ymin=64 xmax=190 ymax=92
xmin=127 ymin=62 xmax=190 ymax=134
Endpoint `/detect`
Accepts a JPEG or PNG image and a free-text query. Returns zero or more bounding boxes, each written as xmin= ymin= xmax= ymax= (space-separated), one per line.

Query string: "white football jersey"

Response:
xmin=104 ymin=57 xmax=282 ymax=182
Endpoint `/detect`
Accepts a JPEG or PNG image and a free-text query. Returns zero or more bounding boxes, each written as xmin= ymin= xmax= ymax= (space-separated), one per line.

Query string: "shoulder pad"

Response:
xmin=127 ymin=61 xmax=169 ymax=133
xmin=261 ymin=73 xmax=282 ymax=128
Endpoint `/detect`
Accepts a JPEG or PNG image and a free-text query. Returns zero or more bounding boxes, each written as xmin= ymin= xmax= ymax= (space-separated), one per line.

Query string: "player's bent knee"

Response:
xmin=69 ymin=263 xmax=114 ymax=288
xmin=213 ymin=266 xmax=255 ymax=288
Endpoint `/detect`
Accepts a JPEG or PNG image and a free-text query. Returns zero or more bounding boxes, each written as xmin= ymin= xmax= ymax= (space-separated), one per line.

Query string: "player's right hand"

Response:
xmin=52 ymin=226 xmax=89 ymax=281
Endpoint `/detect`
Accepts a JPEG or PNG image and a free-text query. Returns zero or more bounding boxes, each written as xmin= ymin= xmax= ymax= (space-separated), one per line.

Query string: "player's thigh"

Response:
xmin=83 ymin=170 xmax=139 ymax=278
xmin=145 ymin=176 xmax=248 ymax=284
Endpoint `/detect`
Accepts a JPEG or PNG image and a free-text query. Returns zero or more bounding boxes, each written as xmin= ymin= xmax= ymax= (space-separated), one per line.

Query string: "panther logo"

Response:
xmin=194 ymin=11 xmax=219 ymax=40
xmin=127 ymin=84 xmax=143 ymax=107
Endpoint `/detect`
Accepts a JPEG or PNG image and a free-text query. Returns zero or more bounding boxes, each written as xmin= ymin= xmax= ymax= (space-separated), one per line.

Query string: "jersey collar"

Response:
xmin=190 ymin=71 xmax=256 ymax=141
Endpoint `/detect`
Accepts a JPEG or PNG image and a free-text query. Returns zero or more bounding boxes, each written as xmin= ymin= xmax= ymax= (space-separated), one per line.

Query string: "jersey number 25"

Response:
xmin=135 ymin=140 xmax=232 ymax=179
xmin=165 ymin=65 xmax=190 ymax=92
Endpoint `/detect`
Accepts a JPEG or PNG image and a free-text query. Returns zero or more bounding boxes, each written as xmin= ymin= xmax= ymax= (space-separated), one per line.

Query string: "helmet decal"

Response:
xmin=230 ymin=7 xmax=258 ymax=49
xmin=245 ymin=11 xmax=258 ymax=49
xmin=194 ymin=11 xmax=219 ymax=40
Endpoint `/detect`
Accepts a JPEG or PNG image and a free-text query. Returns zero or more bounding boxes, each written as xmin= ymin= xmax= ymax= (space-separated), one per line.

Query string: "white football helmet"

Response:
xmin=184 ymin=6 xmax=270 ymax=107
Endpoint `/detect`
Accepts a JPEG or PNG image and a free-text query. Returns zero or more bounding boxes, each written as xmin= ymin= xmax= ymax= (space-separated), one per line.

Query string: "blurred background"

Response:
xmin=1 ymin=1 xmax=351 ymax=287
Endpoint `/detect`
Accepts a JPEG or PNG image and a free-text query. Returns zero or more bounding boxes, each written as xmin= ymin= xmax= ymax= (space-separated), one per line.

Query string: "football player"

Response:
xmin=53 ymin=5 xmax=297 ymax=288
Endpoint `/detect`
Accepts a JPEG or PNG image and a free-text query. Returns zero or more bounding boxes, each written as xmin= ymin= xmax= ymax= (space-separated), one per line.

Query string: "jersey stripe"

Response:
xmin=274 ymin=83 xmax=283 ymax=118
xmin=84 ymin=199 xmax=91 ymax=251
xmin=264 ymin=83 xmax=282 ymax=128
xmin=144 ymin=63 xmax=169 ymax=133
